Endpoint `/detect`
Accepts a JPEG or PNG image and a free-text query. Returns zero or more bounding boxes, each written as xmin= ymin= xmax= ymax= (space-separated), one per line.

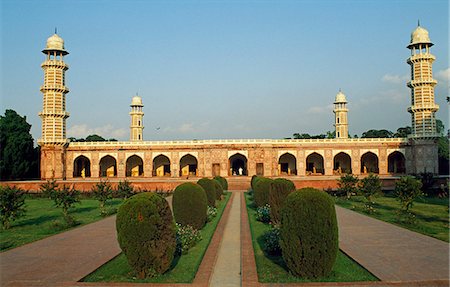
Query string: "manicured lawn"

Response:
xmin=335 ymin=195 xmax=449 ymax=242
xmin=0 ymin=197 xmax=123 ymax=251
xmin=245 ymin=193 xmax=378 ymax=283
xmin=82 ymin=192 xmax=231 ymax=283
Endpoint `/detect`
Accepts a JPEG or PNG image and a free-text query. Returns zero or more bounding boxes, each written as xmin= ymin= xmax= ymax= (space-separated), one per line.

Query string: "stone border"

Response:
xmin=239 ymin=192 xmax=449 ymax=287
xmin=65 ymin=192 xmax=235 ymax=287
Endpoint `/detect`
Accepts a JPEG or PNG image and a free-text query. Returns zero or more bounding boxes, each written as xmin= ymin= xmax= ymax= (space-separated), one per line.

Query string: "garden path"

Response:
xmin=210 ymin=191 xmax=241 ymax=286
xmin=336 ymin=205 xmax=449 ymax=282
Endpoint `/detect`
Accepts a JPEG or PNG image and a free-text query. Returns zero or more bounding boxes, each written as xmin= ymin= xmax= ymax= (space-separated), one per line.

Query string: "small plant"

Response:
xmin=92 ymin=179 xmax=113 ymax=216
xmin=207 ymin=206 xmax=217 ymax=222
xmin=263 ymin=225 xmax=281 ymax=255
xmin=337 ymin=174 xmax=359 ymax=199
xmin=175 ymin=223 xmax=202 ymax=255
xmin=116 ymin=179 xmax=134 ymax=199
xmin=40 ymin=179 xmax=58 ymax=198
xmin=395 ymin=176 xmax=423 ymax=223
xmin=256 ymin=204 xmax=271 ymax=223
xmin=359 ymin=173 xmax=381 ymax=213
xmin=49 ymin=185 xmax=80 ymax=226
xmin=0 ymin=186 xmax=26 ymax=230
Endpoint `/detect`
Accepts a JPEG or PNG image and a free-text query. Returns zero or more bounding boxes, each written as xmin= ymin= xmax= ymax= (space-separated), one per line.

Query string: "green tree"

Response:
xmin=0 ymin=186 xmax=26 ymax=229
xmin=337 ymin=174 xmax=359 ymax=199
xmin=92 ymin=179 xmax=113 ymax=216
xmin=359 ymin=173 xmax=382 ymax=213
xmin=48 ymin=185 xmax=80 ymax=225
xmin=0 ymin=110 xmax=39 ymax=180
xmin=116 ymin=180 xmax=134 ymax=199
xmin=85 ymin=134 xmax=106 ymax=142
xmin=361 ymin=129 xmax=393 ymax=138
xmin=394 ymin=126 xmax=412 ymax=138
xmin=395 ymin=176 xmax=423 ymax=219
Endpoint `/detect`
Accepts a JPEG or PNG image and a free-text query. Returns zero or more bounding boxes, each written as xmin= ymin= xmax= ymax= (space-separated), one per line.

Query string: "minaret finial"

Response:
xmin=418 ymin=19 xmax=420 ymax=27
xmin=339 ymin=88 xmax=341 ymax=92
xmin=55 ymin=27 xmax=57 ymax=34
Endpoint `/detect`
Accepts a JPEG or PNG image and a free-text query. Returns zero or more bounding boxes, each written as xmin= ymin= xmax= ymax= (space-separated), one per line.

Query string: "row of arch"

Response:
xmin=73 ymin=151 xmax=406 ymax=178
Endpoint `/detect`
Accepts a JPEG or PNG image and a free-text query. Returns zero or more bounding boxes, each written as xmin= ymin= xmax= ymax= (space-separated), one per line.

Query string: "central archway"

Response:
xmin=229 ymin=153 xmax=248 ymax=176
xmin=99 ymin=155 xmax=117 ymax=177
xmin=361 ymin=152 xmax=379 ymax=174
xmin=153 ymin=155 xmax=171 ymax=177
xmin=333 ymin=152 xmax=352 ymax=174
xmin=388 ymin=151 xmax=406 ymax=174
xmin=306 ymin=152 xmax=324 ymax=175
xmin=278 ymin=153 xmax=297 ymax=175
xmin=126 ymin=155 xmax=144 ymax=177
xmin=180 ymin=154 xmax=198 ymax=177
xmin=73 ymin=155 xmax=91 ymax=178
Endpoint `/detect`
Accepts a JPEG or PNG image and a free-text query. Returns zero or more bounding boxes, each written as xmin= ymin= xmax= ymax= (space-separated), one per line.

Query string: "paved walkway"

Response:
xmin=336 ymin=206 xmax=449 ymax=282
xmin=210 ymin=191 xmax=241 ymax=286
xmin=0 ymin=215 xmax=121 ymax=287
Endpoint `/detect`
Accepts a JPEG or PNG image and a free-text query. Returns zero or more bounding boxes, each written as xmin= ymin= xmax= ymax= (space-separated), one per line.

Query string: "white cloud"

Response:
xmin=381 ymin=73 xmax=409 ymax=84
xmin=68 ymin=124 xmax=127 ymax=139
xmin=435 ymin=68 xmax=450 ymax=83
xmin=307 ymin=104 xmax=333 ymax=114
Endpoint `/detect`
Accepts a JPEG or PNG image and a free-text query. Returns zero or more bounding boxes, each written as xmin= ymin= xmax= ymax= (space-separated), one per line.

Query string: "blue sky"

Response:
xmin=1 ymin=0 xmax=449 ymax=142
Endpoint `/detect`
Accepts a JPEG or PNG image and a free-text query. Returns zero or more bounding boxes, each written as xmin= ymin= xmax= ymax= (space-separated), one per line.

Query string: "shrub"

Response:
xmin=173 ymin=182 xmax=207 ymax=230
xmin=337 ymin=174 xmax=359 ymax=199
xmin=359 ymin=173 xmax=382 ymax=213
xmin=0 ymin=186 xmax=26 ymax=229
xmin=213 ymin=179 xmax=224 ymax=200
xmin=251 ymin=175 xmax=260 ymax=190
xmin=207 ymin=206 xmax=217 ymax=222
xmin=49 ymin=185 xmax=80 ymax=225
xmin=263 ymin=225 xmax=281 ymax=255
xmin=40 ymin=179 xmax=58 ymax=198
xmin=197 ymin=178 xmax=216 ymax=207
xmin=92 ymin=179 xmax=113 ymax=216
xmin=414 ymin=172 xmax=435 ymax=194
xmin=175 ymin=223 xmax=202 ymax=255
xmin=116 ymin=179 xmax=134 ymax=199
xmin=213 ymin=176 xmax=228 ymax=190
xmin=269 ymin=178 xmax=296 ymax=224
xmin=116 ymin=192 xmax=176 ymax=279
xmin=280 ymin=188 xmax=338 ymax=278
xmin=395 ymin=176 xmax=423 ymax=221
xmin=254 ymin=177 xmax=273 ymax=207
xmin=256 ymin=204 xmax=271 ymax=223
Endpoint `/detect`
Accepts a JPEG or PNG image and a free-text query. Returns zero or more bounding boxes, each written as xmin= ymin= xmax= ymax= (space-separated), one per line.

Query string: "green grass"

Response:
xmin=0 ymin=196 xmax=123 ymax=251
xmin=335 ymin=195 xmax=449 ymax=242
xmin=82 ymin=192 xmax=231 ymax=283
xmin=245 ymin=193 xmax=378 ymax=283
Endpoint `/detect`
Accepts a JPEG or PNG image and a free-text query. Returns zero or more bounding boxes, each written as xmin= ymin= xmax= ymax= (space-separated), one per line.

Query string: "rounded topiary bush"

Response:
xmin=254 ymin=177 xmax=273 ymax=207
xmin=197 ymin=178 xmax=216 ymax=207
xmin=214 ymin=176 xmax=228 ymax=191
xmin=269 ymin=178 xmax=296 ymax=224
xmin=116 ymin=192 xmax=176 ymax=279
xmin=213 ymin=179 xmax=224 ymax=200
xmin=173 ymin=182 xmax=207 ymax=230
xmin=251 ymin=175 xmax=260 ymax=190
xmin=280 ymin=188 xmax=338 ymax=278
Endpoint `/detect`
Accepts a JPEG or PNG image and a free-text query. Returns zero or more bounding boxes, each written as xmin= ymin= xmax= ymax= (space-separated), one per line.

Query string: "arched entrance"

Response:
xmin=126 ymin=155 xmax=144 ymax=177
xmin=73 ymin=155 xmax=91 ymax=178
xmin=306 ymin=152 xmax=324 ymax=175
xmin=278 ymin=153 xmax=297 ymax=175
xmin=333 ymin=152 xmax=352 ymax=174
xmin=388 ymin=151 xmax=406 ymax=174
xmin=99 ymin=155 xmax=117 ymax=177
xmin=180 ymin=154 xmax=198 ymax=177
xmin=153 ymin=155 xmax=171 ymax=177
xmin=229 ymin=153 xmax=248 ymax=176
xmin=361 ymin=152 xmax=379 ymax=174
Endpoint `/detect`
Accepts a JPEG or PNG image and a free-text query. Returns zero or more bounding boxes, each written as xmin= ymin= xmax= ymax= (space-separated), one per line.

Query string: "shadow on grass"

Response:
xmin=13 ymin=214 xmax=60 ymax=227
xmin=256 ymin=233 xmax=289 ymax=272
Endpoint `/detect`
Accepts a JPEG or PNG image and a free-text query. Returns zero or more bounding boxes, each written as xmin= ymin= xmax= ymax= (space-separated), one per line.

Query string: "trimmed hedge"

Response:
xmin=173 ymin=183 xmax=207 ymax=230
xmin=213 ymin=179 xmax=224 ymax=200
xmin=280 ymin=188 xmax=338 ymax=278
xmin=213 ymin=176 xmax=228 ymax=191
xmin=251 ymin=175 xmax=260 ymax=190
xmin=254 ymin=177 xmax=274 ymax=207
xmin=197 ymin=178 xmax=216 ymax=207
xmin=116 ymin=192 xmax=176 ymax=279
xmin=269 ymin=178 xmax=295 ymax=224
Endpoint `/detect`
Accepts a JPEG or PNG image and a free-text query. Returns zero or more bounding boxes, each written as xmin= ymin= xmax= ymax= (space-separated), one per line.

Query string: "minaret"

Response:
xmin=130 ymin=95 xmax=144 ymax=141
xmin=407 ymin=23 xmax=439 ymax=138
xmin=38 ymin=32 xmax=70 ymax=145
xmin=333 ymin=90 xmax=348 ymax=139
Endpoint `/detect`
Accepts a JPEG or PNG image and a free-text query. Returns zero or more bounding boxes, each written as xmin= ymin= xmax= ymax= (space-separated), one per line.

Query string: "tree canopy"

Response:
xmin=68 ymin=134 xmax=117 ymax=142
xmin=0 ymin=110 xmax=39 ymax=180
